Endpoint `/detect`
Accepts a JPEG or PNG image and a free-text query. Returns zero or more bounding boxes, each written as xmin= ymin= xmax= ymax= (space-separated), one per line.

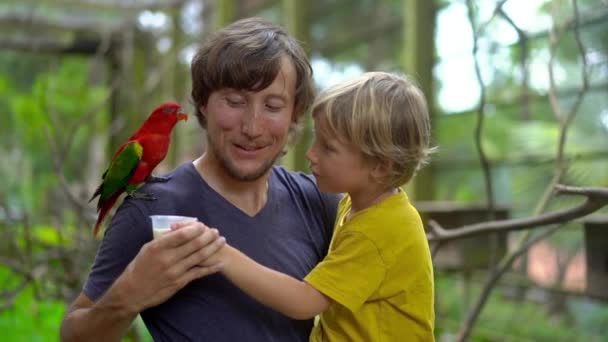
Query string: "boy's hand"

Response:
xmin=171 ymin=221 xmax=227 ymax=267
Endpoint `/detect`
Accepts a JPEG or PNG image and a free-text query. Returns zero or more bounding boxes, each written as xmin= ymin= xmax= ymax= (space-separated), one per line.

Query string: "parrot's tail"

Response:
xmin=93 ymin=193 xmax=121 ymax=237
xmin=89 ymin=184 xmax=102 ymax=204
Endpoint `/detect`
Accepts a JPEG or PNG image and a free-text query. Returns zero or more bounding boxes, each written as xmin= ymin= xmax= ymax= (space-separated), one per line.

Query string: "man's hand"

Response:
xmin=118 ymin=223 xmax=226 ymax=312
xmin=61 ymin=223 xmax=225 ymax=342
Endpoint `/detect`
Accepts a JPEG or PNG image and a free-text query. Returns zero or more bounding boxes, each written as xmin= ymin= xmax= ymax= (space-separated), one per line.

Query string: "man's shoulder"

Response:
xmin=139 ymin=162 xmax=195 ymax=191
xmin=271 ymin=165 xmax=324 ymax=199
xmin=271 ymin=165 xmax=315 ymax=185
xmin=125 ymin=162 xmax=198 ymax=209
xmin=271 ymin=165 xmax=341 ymax=217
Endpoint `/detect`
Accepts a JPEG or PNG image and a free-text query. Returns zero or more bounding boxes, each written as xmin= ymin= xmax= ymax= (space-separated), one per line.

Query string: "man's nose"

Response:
xmin=242 ymin=105 xmax=263 ymax=137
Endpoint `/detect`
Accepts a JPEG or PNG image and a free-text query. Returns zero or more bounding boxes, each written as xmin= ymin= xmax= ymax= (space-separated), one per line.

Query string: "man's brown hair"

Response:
xmin=191 ymin=17 xmax=315 ymax=131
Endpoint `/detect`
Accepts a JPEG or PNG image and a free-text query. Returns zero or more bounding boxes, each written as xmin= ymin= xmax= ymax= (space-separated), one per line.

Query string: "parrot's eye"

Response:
xmin=162 ymin=107 xmax=175 ymax=114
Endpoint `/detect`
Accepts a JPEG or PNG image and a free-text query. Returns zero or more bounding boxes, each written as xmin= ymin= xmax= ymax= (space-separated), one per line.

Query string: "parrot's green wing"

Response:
xmin=100 ymin=141 xmax=143 ymax=200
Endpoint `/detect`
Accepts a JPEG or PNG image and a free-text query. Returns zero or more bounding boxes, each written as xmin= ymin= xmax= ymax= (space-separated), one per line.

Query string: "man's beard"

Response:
xmin=210 ymin=141 xmax=283 ymax=182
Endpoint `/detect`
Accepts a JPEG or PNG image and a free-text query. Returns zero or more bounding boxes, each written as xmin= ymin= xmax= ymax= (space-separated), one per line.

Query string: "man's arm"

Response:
xmin=60 ymin=224 xmax=225 ymax=342
xmin=218 ymin=244 xmax=331 ymax=320
xmin=60 ymin=291 xmax=137 ymax=342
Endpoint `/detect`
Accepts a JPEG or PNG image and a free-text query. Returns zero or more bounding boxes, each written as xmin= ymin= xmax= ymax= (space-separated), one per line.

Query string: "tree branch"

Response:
xmin=427 ymin=184 xmax=608 ymax=242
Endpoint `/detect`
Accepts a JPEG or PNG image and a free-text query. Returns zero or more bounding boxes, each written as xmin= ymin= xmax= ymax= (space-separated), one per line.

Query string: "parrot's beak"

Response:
xmin=177 ymin=112 xmax=188 ymax=121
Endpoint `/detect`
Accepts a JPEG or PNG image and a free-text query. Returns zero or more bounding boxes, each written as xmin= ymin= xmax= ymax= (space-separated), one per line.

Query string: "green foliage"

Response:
xmin=435 ymin=272 xmax=608 ymax=341
xmin=570 ymin=299 xmax=608 ymax=338
xmin=0 ymin=1 xmax=605 ymax=341
xmin=0 ymin=268 xmax=66 ymax=342
xmin=0 ymin=266 xmax=153 ymax=341
xmin=4 ymin=56 xmax=109 ymax=221
xmin=434 ymin=83 xmax=608 ymax=214
xmin=510 ymin=120 xmax=560 ymax=158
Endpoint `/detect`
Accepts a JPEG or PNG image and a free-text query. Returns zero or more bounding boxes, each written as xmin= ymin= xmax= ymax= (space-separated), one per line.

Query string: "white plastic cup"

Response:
xmin=150 ymin=215 xmax=198 ymax=239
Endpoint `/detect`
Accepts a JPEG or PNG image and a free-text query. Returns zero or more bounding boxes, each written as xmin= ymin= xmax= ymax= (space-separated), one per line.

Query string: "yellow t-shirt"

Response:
xmin=304 ymin=191 xmax=434 ymax=342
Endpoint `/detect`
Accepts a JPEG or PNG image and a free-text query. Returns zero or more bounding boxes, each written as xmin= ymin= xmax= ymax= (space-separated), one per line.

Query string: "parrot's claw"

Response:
xmin=130 ymin=191 xmax=157 ymax=201
xmin=147 ymin=175 xmax=171 ymax=183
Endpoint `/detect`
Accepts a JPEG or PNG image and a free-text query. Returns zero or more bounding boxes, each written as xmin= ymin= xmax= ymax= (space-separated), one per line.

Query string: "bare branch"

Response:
xmin=0 ymin=36 xmax=115 ymax=55
xmin=58 ymin=78 xmax=121 ymax=167
xmin=18 ymin=0 xmax=186 ymax=11
xmin=0 ymin=11 xmax=131 ymax=33
xmin=316 ymin=16 xmax=401 ymax=58
xmin=498 ymin=7 xmax=531 ymax=120
xmin=562 ymin=0 xmax=590 ymax=129
xmin=43 ymin=127 xmax=90 ymax=214
xmin=40 ymin=70 xmax=120 ymax=218
xmin=525 ymin=4 xmax=608 ymax=43
xmin=456 ymin=224 xmax=564 ymax=341
xmin=547 ymin=3 xmax=568 ymax=124
xmin=427 ymin=185 xmax=608 ymax=242
xmin=456 ymin=1 xmax=594 ymax=338
xmin=0 ymin=9 xmax=128 ymax=54
xmin=0 ymin=256 xmax=31 ymax=278
xmin=476 ymin=0 xmax=510 ymax=36
xmin=465 ymin=0 xmax=499 ymax=217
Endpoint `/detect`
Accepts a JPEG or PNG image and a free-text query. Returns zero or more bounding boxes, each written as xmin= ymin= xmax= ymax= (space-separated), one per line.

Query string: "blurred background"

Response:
xmin=0 ymin=0 xmax=607 ymax=341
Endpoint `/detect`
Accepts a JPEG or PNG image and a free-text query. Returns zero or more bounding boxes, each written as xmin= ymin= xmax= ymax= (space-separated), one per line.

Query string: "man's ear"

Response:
xmin=288 ymin=121 xmax=302 ymax=139
xmin=199 ymin=105 xmax=207 ymax=117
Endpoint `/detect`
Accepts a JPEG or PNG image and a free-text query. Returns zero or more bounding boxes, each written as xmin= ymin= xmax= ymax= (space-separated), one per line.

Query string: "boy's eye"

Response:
xmin=322 ymin=142 xmax=335 ymax=152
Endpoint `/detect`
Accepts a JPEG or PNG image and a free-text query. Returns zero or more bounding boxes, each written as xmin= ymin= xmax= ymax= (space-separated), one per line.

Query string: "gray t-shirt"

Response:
xmin=84 ymin=162 xmax=339 ymax=342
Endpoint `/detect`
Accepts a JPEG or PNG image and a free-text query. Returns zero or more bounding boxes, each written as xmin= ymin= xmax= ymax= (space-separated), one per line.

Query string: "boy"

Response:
xmin=192 ymin=71 xmax=436 ymax=341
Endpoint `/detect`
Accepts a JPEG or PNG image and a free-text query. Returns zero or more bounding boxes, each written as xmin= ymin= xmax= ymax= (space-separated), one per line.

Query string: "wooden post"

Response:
xmin=166 ymin=5 xmax=187 ymax=168
xmin=282 ymin=0 xmax=312 ymax=172
xmin=216 ymin=0 xmax=236 ymax=29
xmin=584 ymin=215 xmax=608 ymax=299
xmin=402 ymin=0 xmax=437 ymax=201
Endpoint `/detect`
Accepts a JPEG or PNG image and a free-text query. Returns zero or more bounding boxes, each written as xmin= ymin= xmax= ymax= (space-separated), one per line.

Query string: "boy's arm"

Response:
xmin=220 ymin=245 xmax=331 ymax=320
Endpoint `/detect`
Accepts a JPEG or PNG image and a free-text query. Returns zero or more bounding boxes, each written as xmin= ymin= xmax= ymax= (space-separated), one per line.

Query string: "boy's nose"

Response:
xmin=305 ymin=148 xmax=316 ymax=163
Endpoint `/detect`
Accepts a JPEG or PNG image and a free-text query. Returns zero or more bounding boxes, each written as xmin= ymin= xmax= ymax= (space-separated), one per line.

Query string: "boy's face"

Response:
xmin=201 ymin=57 xmax=296 ymax=181
xmin=306 ymin=115 xmax=375 ymax=196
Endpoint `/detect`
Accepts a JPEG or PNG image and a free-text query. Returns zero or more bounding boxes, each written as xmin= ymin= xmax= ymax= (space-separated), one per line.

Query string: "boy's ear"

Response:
xmin=370 ymin=158 xmax=392 ymax=180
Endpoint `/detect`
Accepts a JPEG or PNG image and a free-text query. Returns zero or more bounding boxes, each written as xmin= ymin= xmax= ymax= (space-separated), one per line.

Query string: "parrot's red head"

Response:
xmin=137 ymin=102 xmax=188 ymax=136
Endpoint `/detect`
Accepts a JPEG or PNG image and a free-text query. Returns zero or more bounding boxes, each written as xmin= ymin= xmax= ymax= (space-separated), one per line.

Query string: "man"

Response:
xmin=60 ymin=17 xmax=339 ymax=342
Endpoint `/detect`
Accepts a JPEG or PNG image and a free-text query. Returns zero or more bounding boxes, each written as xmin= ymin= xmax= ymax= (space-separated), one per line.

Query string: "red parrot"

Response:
xmin=89 ymin=102 xmax=188 ymax=237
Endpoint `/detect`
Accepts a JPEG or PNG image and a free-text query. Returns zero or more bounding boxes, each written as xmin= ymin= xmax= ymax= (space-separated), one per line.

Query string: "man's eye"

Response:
xmin=266 ymin=104 xmax=283 ymax=112
xmin=227 ymin=98 xmax=245 ymax=106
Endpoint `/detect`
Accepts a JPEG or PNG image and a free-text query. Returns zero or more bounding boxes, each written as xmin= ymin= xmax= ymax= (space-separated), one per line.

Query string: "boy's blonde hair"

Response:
xmin=312 ymin=71 xmax=435 ymax=188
